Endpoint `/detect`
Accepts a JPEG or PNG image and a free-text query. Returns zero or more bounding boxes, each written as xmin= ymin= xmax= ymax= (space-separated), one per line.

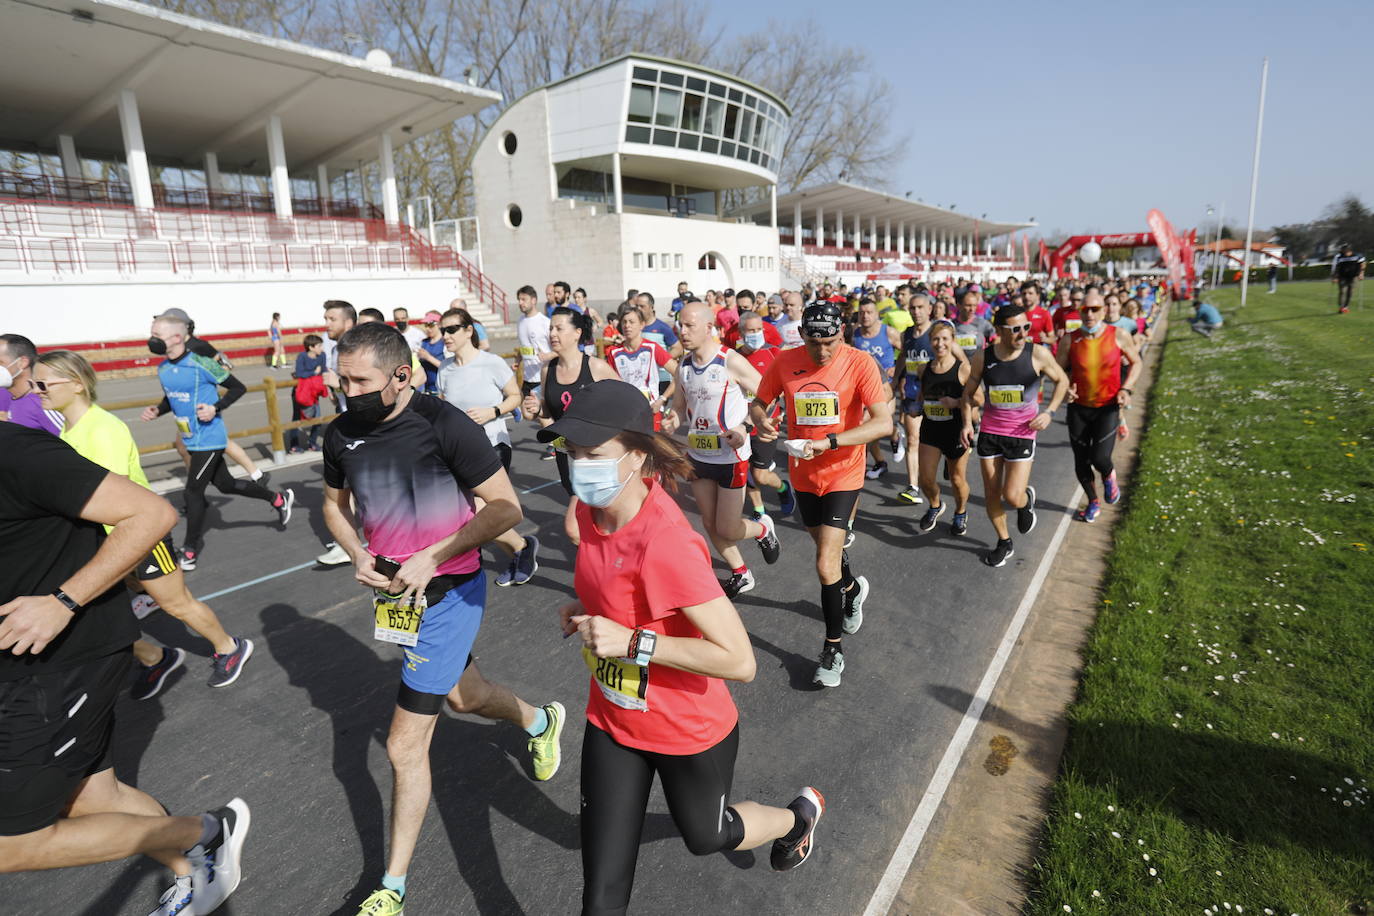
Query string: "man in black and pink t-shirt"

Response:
xmin=321 ymin=321 xmax=565 ymax=915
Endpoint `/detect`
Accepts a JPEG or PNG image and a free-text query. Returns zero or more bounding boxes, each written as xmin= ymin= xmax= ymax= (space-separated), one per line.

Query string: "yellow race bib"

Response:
xmin=518 ymin=345 xmax=536 ymax=357
xmin=373 ymin=592 xmax=427 ymax=647
xmin=988 ymin=385 xmax=1024 ymax=406
xmin=583 ymin=647 xmax=649 ymax=711
xmin=793 ymin=390 xmax=839 ymax=426
xmin=1065 ymin=319 xmax=1082 ymax=333
xmin=905 ymin=359 xmax=928 ymax=375
xmin=689 ymin=432 xmax=722 ymax=451
xmin=957 ymin=334 xmax=977 ymax=350
xmin=175 ymin=416 xmax=192 ymax=438
xmin=923 ymin=402 xmax=952 ymax=420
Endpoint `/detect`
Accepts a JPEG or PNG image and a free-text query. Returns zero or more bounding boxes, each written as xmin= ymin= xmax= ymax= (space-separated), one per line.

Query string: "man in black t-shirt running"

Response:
xmin=0 ymin=425 xmax=250 ymax=915
xmin=1332 ymin=245 xmax=1365 ymax=314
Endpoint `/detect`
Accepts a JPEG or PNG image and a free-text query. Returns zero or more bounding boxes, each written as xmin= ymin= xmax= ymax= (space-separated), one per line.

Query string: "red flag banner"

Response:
xmin=1146 ymin=209 xmax=1186 ymax=299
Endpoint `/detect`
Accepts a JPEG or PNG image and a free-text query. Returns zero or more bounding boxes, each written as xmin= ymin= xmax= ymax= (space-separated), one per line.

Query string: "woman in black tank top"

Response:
xmin=520 ymin=307 xmax=617 ymax=544
xmin=914 ymin=322 xmax=972 ymax=534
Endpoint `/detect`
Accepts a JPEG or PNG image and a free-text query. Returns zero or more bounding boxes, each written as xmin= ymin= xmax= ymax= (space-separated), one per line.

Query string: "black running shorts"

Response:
xmin=0 ymin=649 xmax=132 ymax=835
xmin=918 ymin=419 xmax=968 ymax=461
xmin=133 ymin=534 xmax=179 ymax=582
xmin=748 ymin=435 xmax=778 ymax=471
xmin=794 ymin=488 xmax=860 ymax=530
xmin=689 ymin=456 xmax=749 ymax=489
xmin=975 ymin=431 xmax=1035 ymax=462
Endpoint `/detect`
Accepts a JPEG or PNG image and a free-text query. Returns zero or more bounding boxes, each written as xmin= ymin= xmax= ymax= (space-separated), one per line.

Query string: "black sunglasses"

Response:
xmin=1004 ymin=323 xmax=1032 ymax=333
xmin=33 ymin=378 xmax=74 ymax=392
xmin=441 ymin=324 xmax=469 ymax=335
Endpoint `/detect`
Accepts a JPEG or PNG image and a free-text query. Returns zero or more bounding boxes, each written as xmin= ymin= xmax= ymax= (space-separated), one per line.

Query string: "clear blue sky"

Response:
xmin=727 ymin=0 xmax=1372 ymax=237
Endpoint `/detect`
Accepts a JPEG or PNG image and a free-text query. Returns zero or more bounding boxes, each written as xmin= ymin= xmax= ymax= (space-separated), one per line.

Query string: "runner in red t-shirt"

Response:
xmin=734 ymin=311 xmax=796 ymax=521
xmin=605 ymin=304 xmax=677 ymax=431
xmin=750 ymin=302 xmax=894 ymax=688
xmin=1022 ymin=283 xmax=1055 ymax=347
xmin=539 ymin=380 xmax=825 ymax=914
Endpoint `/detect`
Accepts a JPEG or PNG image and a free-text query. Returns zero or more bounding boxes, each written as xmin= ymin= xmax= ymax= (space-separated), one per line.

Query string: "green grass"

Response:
xmin=1025 ymin=282 xmax=1374 ymax=916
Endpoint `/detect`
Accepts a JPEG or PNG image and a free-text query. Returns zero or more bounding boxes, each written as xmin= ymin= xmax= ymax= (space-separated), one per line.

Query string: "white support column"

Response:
xmin=856 ymin=214 xmax=864 ymax=251
xmin=116 ymin=89 xmax=154 ymax=210
xmin=815 ymin=206 xmax=824 ymax=248
xmin=204 ymin=152 xmax=222 ymax=191
xmin=612 ymin=152 xmax=624 ymax=215
xmin=897 ymin=221 xmax=906 ymax=255
xmin=378 ymin=132 xmax=399 ymax=224
xmin=834 ymin=208 xmax=843 ymax=248
xmin=57 ymin=135 xmax=82 ymax=182
xmin=884 ymin=219 xmax=891 ymax=253
xmin=793 ymin=201 xmax=802 ymax=247
xmin=266 ymin=114 xmax=292 ymax=219
xmin=316 ymin=164 xmax=330 ymax=203
xmin=769 ymin=183 xmax=778 ymax=229
xmin=920 ymin=226 xmax=927 ymax=255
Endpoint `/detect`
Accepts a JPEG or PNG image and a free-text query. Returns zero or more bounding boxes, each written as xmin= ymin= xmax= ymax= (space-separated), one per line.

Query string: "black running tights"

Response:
xmin=184 ymin=449 xmax=274 ymax=551
xmin=1066 ymin=404 xmax=1119 ymax=490
xmin=581 ymin=723 xmax=744 ymax=916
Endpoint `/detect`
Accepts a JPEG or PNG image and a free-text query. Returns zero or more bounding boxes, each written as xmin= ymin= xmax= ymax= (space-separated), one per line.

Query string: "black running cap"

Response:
xmin=801 ymin=302 xmax=844 ymax=338
xmin=536 ymin=379 xmax=653 ymax=447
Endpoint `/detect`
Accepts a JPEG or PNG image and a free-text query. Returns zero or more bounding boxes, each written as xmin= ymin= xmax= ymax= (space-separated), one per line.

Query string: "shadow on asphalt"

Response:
xmin=926 ymin=684 xmax=1370 ymax=862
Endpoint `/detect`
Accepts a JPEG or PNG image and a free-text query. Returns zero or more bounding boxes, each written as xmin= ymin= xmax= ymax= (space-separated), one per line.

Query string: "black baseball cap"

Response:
xmin=801 ymin=302 xmax=844 ymax=338
xmin=536 ymin=380 xmax=653 ymax=447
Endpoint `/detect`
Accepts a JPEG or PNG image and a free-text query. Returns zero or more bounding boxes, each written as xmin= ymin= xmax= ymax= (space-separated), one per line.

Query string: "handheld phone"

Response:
xmin=373 ymin=555 xmax=402 ymax=578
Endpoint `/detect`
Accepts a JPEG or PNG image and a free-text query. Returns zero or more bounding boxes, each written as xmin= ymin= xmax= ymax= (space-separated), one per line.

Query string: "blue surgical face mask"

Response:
xmin=742 ymin=331 xmax=765 ymax=350
xmin=570 ymin=452 xmax=633 ymax=507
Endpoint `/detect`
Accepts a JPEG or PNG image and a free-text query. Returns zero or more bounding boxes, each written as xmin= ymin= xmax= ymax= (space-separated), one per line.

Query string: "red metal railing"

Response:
xmin=0 ymin=170 xmax=382 ymax=220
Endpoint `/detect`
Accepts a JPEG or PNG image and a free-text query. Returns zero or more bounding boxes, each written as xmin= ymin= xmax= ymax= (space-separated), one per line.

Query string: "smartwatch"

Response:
xmin=633 ymin=629 xmax=658 ymax=667
xmin=51 ymin=588 xmax=82 ymax=613
xmin=827 ymin=433 xmax=839 ymax=451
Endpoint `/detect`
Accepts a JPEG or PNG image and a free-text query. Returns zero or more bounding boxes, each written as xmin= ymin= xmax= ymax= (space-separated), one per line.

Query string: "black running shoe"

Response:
xmin=756 ymin=514 xmax=781 ymax=565
xmin=951 ymin=511 xmax=969 ymax=536
xmin=770 ymin=787 xmax=825 ymax=871
xmin=982 ymin=538 xmax=1015 ymax=568
xmin=541 ymin=446 xmax=556 ymax=461
xmin=1016 ymin=485 xmax=1037 ymax=534
xmin=131 ymin=647 xmax=186 ymax=701
xmin=917 ymin=502 xmax=946 ymax=533
xmin=724 ymin=570 xmax=755 ymax=597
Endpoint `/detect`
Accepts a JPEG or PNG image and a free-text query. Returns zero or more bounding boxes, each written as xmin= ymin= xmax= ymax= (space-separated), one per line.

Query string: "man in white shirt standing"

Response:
xmin=393 ymin=307 xmax=426 ymax=352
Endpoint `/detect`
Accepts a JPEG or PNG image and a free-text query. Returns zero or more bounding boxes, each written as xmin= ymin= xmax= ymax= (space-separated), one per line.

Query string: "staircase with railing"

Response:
xmin=779 ymin=249 xmax=830 ymax=289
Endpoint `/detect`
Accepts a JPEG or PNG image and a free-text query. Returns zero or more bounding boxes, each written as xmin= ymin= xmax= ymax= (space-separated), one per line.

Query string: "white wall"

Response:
xmin=546 ymin=60 xmax=629 ymax=162
xmin=6 ymin=273 xmax=476 ymax=346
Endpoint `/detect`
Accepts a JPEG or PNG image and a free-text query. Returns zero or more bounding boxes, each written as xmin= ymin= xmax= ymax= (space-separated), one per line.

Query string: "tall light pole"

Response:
xmin=1212 ymin=201 xmax=1226 ymax=291
xmin=1201 ymin=205 xmax=1214 ymax=291
xmin=1239 ymin=57 xmax=1269 ymax=308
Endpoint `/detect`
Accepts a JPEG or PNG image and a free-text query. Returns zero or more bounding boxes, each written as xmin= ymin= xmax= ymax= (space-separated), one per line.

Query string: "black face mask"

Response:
xmin=395 ymin=321 xmax=409 ymax=331
xmin=345 ymin=372 xmax=406 ymax=424
xmin=147 ymin=336 xmax=168 ymax=355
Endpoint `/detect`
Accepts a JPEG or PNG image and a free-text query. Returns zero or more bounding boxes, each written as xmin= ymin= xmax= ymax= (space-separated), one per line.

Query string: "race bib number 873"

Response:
xmin=793 ymin=390 xmax=839 ymax=426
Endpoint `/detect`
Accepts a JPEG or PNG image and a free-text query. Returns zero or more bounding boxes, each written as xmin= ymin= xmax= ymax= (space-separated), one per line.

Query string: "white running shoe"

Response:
xmin=188 ymin=798 xmax=251 ymax=914
xmin=131 ymin=593 xmax=160 ymax=620
xmin=841 ymin=576 xmax=869 ymax=635
xmin=317 ymin=543 xmax=351 ymax=566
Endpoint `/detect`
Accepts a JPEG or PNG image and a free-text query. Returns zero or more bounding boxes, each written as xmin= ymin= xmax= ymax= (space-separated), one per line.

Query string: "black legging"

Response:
xmin=1066 ymin=403 xmax=1119 ymax=490
xmin=581 ymin=722 xmax=744 ymax=916
xmin=1338 ymin=279 xmax=1356 ymax=310
xmin=184 ymin=449 xmax=275 ymax=552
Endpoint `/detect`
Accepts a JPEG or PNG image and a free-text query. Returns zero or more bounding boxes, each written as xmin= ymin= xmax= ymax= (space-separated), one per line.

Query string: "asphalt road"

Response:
xmin=7 ymin=382 xmax=1085 ymax=916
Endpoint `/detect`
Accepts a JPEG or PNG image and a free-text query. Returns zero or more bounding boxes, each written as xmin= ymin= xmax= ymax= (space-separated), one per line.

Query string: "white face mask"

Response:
xmin=0 ymin=359 xmax=21 ymax=390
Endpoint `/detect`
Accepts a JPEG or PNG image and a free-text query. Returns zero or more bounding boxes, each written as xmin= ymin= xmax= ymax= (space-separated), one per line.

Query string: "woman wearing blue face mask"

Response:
xmin=538 ymin=380 xmax=825 ymax=916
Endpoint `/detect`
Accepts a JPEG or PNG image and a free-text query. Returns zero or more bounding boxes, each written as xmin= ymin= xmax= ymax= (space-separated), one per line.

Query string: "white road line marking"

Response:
xmin=862 ymin=482 xmax=1079 ymax=916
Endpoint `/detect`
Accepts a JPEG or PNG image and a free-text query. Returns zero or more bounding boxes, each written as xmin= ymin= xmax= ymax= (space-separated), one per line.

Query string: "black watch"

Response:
xmin=827 ymin=433 xmax=839 ymax=450
xmin=51 ymin=588 xmax=81 ymax=613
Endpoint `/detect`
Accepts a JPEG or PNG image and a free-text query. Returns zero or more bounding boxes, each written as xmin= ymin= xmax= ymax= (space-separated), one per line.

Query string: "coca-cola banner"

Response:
xmin=1146 ymin=209 xmax=1186 ymax=299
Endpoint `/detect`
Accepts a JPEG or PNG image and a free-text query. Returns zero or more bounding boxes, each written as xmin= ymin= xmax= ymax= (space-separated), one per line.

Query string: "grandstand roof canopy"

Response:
xmin=0 ymin=0 xmax=502 ymax=172
xmin=743 ymin=181 xmax=1036 ymax=239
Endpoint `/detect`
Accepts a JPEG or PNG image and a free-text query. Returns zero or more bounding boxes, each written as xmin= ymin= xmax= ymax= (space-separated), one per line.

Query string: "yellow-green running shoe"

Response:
xmin=528 ymin=701 xmax=565 ymax=781
xmin=356 ymin=888 xmax=404 ymax=915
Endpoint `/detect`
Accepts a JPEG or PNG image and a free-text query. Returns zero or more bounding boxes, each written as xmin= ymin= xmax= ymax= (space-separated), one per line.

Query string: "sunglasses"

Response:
xmin=1004 ymin=323 xmax=1032 ymax=333
xmin=34 ymin=378 xmax=73 ymax=392
xmin=1071 ymin=298 xmax=1084 ymax=303
xmin=1082 ymin=306 xmax=1105 ymax=313
xmin=441 ymin=324 xmax=469 ymax=335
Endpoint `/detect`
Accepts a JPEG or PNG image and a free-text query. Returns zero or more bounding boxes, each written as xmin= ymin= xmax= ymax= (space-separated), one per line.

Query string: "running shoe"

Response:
xmin=208 ymin=638 xmax=254 ymax=688
xmin=356 ymin=889 xmax=404 ymax=915
xmin=275 ymin=488 xmax=295 ymax=527
xmin=187 ymin=798 xmax=251 ymax=914
xmin=528 ymin=700 xmax=565 ymax=782
xmin=1016 ymin=485 xmax=1037 ymax=534
xmin=951 ymin=511 xmax=969 ymax=536
xmin=770 ymin=787 xmax=826 ymax=872
xmin=898 ymin=486 xmax=923 ymax=505
xmin=841 ymin=576 xmax=869 ymax=635
xmin=756 ymin=514 xmax=781 ymax=565
xmin=892 ymin=435 xmax=906 ymax=464
xmin=513 ymin=534 xmax=540 ymax=585
xmin=147 ymin=876 xmax=193 ymax=916
xmin=917 ymin=502 xmax=946 ymax=533
xmin=495 ymin=553 xmax=519 ymax=587
xmin=982 ymin=539 xmax=1015 ymax=568
xmin=1075 ymin=500 xmax=1101 ymax=523
xmin=317 ymin=542 xmax=351 ymax=566
xmin=131 ymin=593 xmax=160 ymax=620
xmin=723 ymin=570 xmax=756 ymax=598
xmin=179 ymin=548 xmax=198 ymax=572
xmin=541 ymin=446 xmax=556 ymax=460
xmin=813 ymin=643 xmax=844 ymax=688
xmin=843 ymin=526 xmax=855 ymax=549
xmin=1339 ymin=306 xmax=1350 ymax=315
xmin=131 ymin=647 xmax=186 ymax=701
xmin=1103 ymin=472 xmax=1121 ymax=505
xmin=865 ymin=461 xmax=887 ymax=480
xmin=776 ymin=482 xmax=796 ymax=518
